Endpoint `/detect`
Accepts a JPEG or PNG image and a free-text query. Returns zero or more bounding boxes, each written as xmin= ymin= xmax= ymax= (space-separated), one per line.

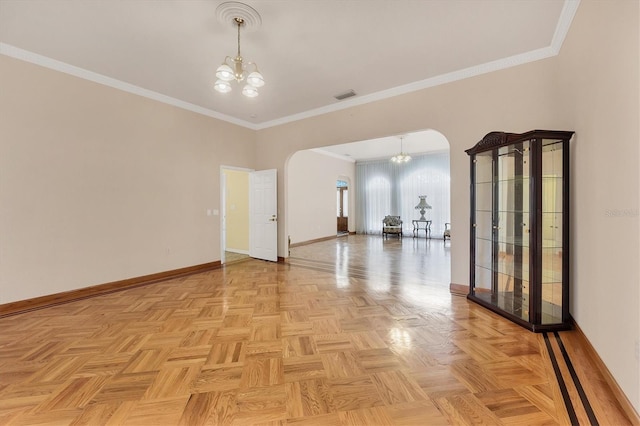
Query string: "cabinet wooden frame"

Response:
xmin=466 ymin=130 xmax=574 ymax=332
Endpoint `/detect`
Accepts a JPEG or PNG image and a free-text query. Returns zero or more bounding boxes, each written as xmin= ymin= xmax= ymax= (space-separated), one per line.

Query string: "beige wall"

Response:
xmin=255 ymin=0 xmax=639 ymax=411
xmin=0 ymin=55 xmax=255 ymax=304
xmin=287 ymin=150 xmax=355 ymax=244
xmin=555 ymin=0 xmax=639 ymax=408
xmin=223 ymin=169 xmax=250 ymax=253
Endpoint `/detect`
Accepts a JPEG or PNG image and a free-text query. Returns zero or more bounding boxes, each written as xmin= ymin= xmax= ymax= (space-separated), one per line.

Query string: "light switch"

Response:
xmin=213 ymin=209 xmax=219 ymax=216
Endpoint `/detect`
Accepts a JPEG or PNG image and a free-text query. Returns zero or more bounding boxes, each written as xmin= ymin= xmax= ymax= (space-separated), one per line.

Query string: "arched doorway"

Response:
xmin=285 ymin=128 xmax=452 ymax=288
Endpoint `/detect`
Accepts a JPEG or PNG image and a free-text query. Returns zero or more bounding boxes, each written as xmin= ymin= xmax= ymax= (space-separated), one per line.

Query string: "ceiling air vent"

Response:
xmin=334 ymin=90 xmax=357 ymax=101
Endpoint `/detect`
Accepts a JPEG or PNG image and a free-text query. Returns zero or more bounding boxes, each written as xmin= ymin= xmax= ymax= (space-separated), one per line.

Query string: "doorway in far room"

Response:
xmin=337 ymin=179 xmax=349 ymax=235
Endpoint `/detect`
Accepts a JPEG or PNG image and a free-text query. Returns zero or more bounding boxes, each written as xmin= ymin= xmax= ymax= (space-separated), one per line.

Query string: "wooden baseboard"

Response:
xmin=450 ymin=284 xmax=493 ymax=297
xmin=449 ymin=283 xmax=468 ymax=296
xmin=571 ymin=318 xmax=640 ymax=424
xmin=289 ymin=235 xmax=337 ymax=248
xmin=0 ymin=261 xmax=221 ymax=318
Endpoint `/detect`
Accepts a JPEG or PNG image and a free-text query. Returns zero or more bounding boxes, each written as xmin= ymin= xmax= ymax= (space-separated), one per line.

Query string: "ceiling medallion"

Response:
xmin=216 ymin=2 xmax=262 ymax=31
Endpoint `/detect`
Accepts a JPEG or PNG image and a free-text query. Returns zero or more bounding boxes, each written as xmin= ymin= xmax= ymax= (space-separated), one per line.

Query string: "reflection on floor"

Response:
xmin=0 ymin=234 xmax=632 ymax=424
xmin=290 ymin=233 xmax=451 ymax=291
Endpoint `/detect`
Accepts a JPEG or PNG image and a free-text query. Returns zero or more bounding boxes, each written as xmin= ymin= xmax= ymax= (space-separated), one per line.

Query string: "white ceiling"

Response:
xmin=312 ymin=130 xmax=450 ymax=162
xmin=0 ymin=1 xmax=578 ymax=131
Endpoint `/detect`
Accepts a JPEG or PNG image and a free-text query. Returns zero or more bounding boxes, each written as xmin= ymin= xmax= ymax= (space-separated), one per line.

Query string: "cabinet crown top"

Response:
xmin=465 ymin=130 xmax=574 ymax=155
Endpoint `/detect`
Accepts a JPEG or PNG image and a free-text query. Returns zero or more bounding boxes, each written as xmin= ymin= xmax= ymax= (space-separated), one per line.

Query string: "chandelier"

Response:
xmin=214 ymin=13 xmax=265 ymax=98
xmin=391 ymin=136 xmax=412 ymax=163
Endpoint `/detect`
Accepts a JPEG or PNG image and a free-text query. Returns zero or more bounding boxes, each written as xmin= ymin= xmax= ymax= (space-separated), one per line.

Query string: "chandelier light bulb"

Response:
xmin=242 ymin=84 xmax=259 ymax=98
xmin=215 ymin=63 xmax=235 ymax=81
xmin=246 ymin=71 xmax=265 ymax=87
xmin=214 ymin=79 xmax=232 ymax=93
xmin=391 ymin=153 xmax=411 ymax=163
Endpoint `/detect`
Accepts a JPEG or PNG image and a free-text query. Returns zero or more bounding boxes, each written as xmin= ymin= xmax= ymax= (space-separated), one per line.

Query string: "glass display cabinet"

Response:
xmin=466 ymin=130 xmax=574 ymax=331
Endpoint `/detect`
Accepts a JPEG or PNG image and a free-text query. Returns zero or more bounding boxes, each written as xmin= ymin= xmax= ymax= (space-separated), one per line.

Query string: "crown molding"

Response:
xmin=255 ymin=0 xmax=580 ymax=130
xmin=255 ymin=46 xmax=556 ymax=130
xmin=0 ymin=43 xmax=260 ymax=130
xmin=550 ymin=0 xmax=581 ymax=55
xmin=0 ymin=0 xmax=579 ymax=132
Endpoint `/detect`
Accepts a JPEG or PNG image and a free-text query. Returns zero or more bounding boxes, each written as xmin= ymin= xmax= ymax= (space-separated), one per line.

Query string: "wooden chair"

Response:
xmin=382 ymin=215 xmax=403 ymax=239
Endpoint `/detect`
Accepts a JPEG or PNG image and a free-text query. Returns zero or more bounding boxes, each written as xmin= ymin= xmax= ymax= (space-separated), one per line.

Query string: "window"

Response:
xmin=355 ymin=152 xmax=450 ymax=235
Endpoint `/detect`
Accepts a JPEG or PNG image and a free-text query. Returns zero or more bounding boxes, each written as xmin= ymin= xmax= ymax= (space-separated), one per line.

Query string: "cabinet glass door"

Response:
xmin=541 ymin=139 xmax=564 ymax=324
xmin=473 ymin=151 xmax=493 ymax=299
xmin=495 ymin=142 xmax=530 ymax=321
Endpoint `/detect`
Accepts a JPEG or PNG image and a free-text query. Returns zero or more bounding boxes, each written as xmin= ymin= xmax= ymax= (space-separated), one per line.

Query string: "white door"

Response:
xmin=249 ymin=169 xmax=278 ymax=262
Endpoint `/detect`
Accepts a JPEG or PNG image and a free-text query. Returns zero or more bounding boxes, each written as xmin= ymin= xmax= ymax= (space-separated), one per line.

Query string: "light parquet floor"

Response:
xmin=0 ymin=235 xmax=632 ymax=425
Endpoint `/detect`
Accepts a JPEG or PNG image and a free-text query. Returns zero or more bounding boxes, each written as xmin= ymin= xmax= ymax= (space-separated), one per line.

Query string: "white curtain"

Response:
xmin=355 ymin=151 xmax=450 ymax=236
